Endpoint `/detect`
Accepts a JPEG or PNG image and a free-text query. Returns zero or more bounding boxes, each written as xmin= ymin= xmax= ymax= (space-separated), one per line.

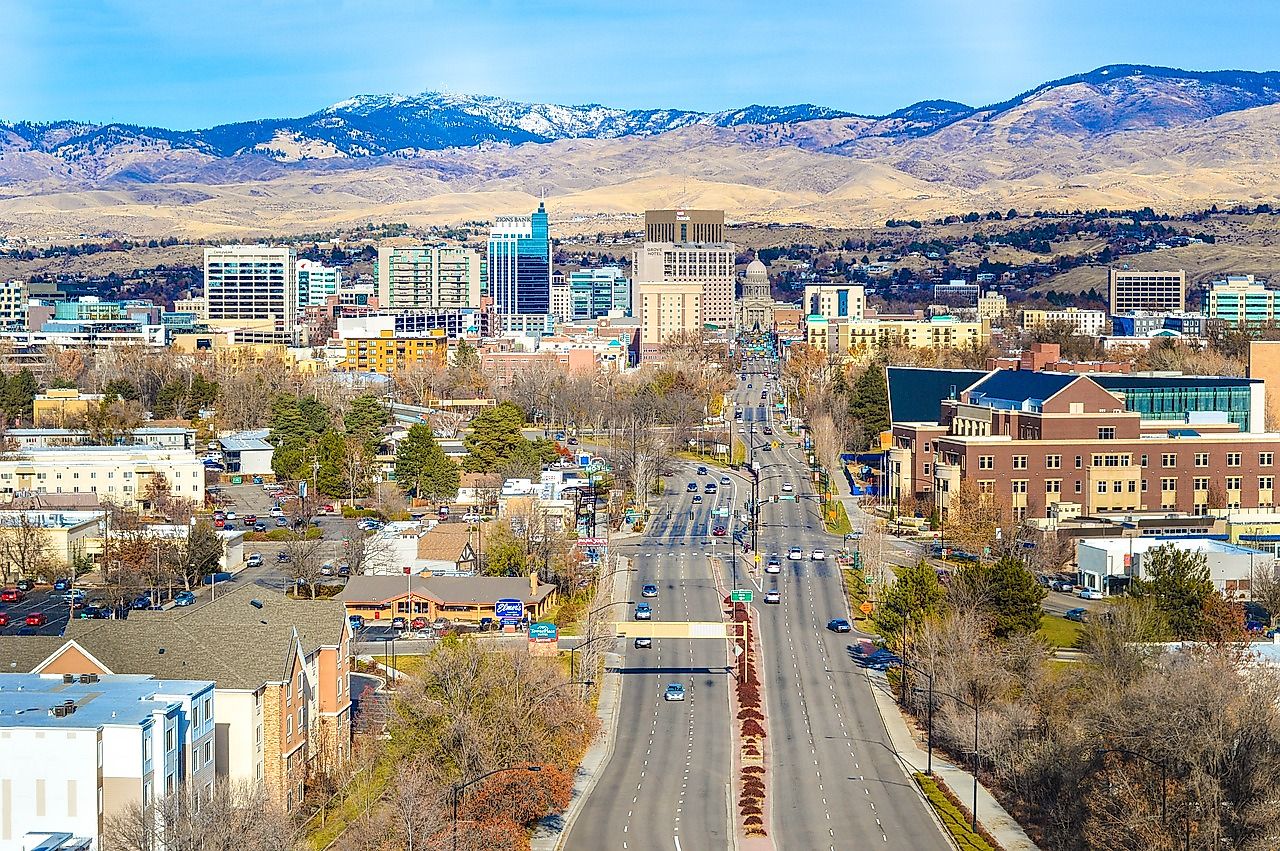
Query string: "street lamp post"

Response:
xmin=452 ymin=766 xmax=542 ymax=851
xmin=902 ymin=660 xmax=935 ymax=776
xmin=931 ymin=688 xmax=981 ymax=833
xmin=1095 ymin=748 xmax=1168 ymax=826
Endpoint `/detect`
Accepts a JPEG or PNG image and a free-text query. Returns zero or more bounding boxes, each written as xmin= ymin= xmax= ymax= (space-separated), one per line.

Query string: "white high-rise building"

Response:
xmin=203 ymin=246 xmax=298 ymax=332
xmin=296 ymin=260 xmax=341 ymax=309
xmin=375 ymin=245 xmax=482 ymax=310
xmin=0 ymin=280 xmax=27 ymax=330
xmin=632 ymin=242 xmax=735 ymax=331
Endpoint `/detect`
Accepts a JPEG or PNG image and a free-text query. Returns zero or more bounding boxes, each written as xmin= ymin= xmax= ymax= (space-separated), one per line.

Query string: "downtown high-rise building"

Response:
xmin=645 ymin=209 xmax=725 ymax=244
xmin=569 ymin=267 xmax=631 ymax=320
xmin=203 ymin=245 xmax=298 ymax=332
xmin=632 ymin=238 xmax=735 ymax=331
xmin=488 ymin=202 xmax=551 ymax=324
xmin=1108 ymin=268 xmax=1186 ymax=314
xmin=296 ymin=259 xmax=341 ymax=309
xmin=375 ymin=245 xmax=482 ymax=310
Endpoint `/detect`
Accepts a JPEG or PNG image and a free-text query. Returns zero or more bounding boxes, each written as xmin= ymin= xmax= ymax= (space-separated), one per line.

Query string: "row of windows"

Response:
xmin=972 ymin=451 xmax=1274 ymax=469
xmin=0 ymin=469 xmax=198 ymax=480
xmin=973 ymin=476 xmax=1276 ymax=495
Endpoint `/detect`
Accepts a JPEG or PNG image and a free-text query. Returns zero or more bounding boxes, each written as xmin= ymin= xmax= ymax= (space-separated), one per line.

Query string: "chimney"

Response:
xmin=530 ymin=573 xmax=538 ymax=597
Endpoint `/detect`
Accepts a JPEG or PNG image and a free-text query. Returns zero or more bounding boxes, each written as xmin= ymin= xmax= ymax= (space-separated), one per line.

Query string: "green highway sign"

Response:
xmin=730 ymin=589 xmax=753 ymax=603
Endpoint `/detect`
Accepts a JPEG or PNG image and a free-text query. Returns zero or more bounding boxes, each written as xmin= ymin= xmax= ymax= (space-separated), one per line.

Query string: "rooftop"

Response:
xmin=886 ymin=366 xmax=989 ymax=424
xmin=335 ymin=574 xmax=555 ymax=606
xmin=0 ymin=673 xmax=212 ymax=729
xmin=965 ymin=370 xmax=1081 ymax=410
xmin=1078 ymin=536 xmax=1267 ymax=557
xmin=0 ymin=585 xmax=346 ymax=690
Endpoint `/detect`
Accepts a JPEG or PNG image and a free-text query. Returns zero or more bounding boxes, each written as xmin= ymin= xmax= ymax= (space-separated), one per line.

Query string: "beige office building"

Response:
xmin=1020 ymin=307 xmax=1108 ymax=336
xmin=1109 ymin=269 xmax=1186 ymax=313
xmin=0 ymin=446 xmax=205 ymax=508
xmin=644 ymin=209 xmax=724 ymax=244
xmin=637 ymin=281 xmax=703 ymax=360
xmin=633 ymin=242 xmax=734 ymax=331
xmin=204 ymin=245 xmax=298 ymax=333
xmin=375 ymin=245 xmax=482 ymax=310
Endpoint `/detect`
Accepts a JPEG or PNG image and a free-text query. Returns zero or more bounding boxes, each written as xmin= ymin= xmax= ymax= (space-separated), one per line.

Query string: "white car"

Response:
xmin=811 ymin=549 xmax=826 ymax=561
xmin=462 ymin=512 xmax=483 ymax=523
xmin=245 ymin=552 xmax=262 ymax=568
xmin=787 ymin=547 xmax=803 ymax=561
xmin=781 ymin=483 xmax=794 ymax=493
xmin=764 ymin=589 xmax=781 ymax=604
xmin=1078 ymin=588 xmax=1104 ymax=600
xmin=765 ymin=563 xmax=781 ymax=574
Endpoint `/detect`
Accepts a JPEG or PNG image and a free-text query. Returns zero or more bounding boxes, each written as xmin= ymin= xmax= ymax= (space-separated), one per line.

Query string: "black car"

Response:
xmin=827 ymin=618 xmax=852 ymax=633
xmin=53 ymin=578 xmax=71 ymax=591
xmin=15 ymin=579 xmax=34 ymax=592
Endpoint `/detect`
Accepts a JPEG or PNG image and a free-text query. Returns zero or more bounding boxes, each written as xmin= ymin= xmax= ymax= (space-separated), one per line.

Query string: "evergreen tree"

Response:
xmin=268 ymin=394 xmax=331 ymax=479
xmin=849 ymin=362 xmax=889 ymax=448
xmin=871 ymin=559 xmax=945 ymax=649
xmin=395 ymin=424 xmax=460 ymax=501
xmin=463 ymin=401 xmax=531 ymax=472
xmin=344 ymin=395 xmax=388 ymax=455
xmin=314 ymin=430 xmax=347 ymax=497
xmin=454 ymin=339 xmax=480 ymax=370
xmin=2 ymin=369 xmax=38 ymax=426
xmin=957 ymin=556 xmax=1046 ymax=637
xmin=1130 ymin=543 xmax=1216 ymax=640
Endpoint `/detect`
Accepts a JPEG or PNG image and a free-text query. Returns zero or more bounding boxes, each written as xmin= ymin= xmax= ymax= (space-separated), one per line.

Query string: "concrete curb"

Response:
xmin=531 ymin=558 xmax=630 ymax=851
xmin=863 ymin=666 xmax=1041 ymax=851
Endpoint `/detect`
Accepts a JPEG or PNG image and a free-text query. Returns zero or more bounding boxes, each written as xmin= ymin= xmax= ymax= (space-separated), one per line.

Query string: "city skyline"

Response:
xmin=2 ymin=0 xmax=1278 ymax=127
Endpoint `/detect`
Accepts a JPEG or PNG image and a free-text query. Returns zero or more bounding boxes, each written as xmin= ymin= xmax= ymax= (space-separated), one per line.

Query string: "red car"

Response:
xmin=0 ymin=612 xmax=9 ymax=627
xmin=410 ymin=617 xmax=428 ymax=631
xmin=24 ymin=612 xmax=46 ymax=627
xmin=712 ymin=525 xmax=727 ymax=536
xmin=0 ymin=588 xmax=23 ymax=603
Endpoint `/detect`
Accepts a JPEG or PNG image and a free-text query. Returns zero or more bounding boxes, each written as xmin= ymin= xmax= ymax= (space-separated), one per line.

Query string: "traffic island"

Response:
xmin=730 ymin=599 xmax=774 ymax=848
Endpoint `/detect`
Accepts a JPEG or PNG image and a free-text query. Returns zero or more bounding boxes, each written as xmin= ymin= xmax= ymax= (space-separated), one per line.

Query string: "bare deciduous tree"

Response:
xmin=102 ymin=779 xmax=298 ymax=851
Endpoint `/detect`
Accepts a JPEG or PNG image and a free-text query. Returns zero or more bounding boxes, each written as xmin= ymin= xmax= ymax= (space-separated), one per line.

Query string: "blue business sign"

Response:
xmin=495 ymin=598 xmax=525 ymax=624
xmin=578 ymin=453 xmax=591 ymax=467
xmin=528 ymin=622 xmax=558 ymax=642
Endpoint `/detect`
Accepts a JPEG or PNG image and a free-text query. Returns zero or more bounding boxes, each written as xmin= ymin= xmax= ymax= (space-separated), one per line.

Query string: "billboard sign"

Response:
xmin=495 ymin=598 xmax=525 ymax=624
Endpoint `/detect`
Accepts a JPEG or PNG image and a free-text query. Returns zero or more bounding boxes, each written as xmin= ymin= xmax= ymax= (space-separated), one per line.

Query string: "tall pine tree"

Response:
xmin=395 ymin=424 xmax=460 ymax=501
xmin=849 ymin=362 xmax=889 ymax=448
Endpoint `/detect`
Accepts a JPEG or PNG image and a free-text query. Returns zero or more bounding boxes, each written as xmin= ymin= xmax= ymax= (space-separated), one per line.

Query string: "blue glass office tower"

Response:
xmin=488 ymin=202 xmax=551 ymax=318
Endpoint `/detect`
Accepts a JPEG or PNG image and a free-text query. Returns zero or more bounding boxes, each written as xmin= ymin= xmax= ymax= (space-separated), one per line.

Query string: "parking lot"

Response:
xmin=0 ymin=588 xmax=74 ymax=636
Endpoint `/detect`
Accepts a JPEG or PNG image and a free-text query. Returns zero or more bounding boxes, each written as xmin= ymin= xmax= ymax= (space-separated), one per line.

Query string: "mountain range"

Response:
xmin=5 ymin=64 xmax=1280 ymax=240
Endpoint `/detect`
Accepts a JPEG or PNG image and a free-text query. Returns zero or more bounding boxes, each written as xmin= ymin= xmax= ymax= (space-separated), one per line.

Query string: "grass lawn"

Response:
xmin=1037 ymin=614 xmax=1083 ymax=649
xmin=914 ymin=773 xmax=997 ymax=851
xmin=824 ymin=499 xmax=853 ymax=536
xmin=375 ymin=654 xmax=427 ymax=677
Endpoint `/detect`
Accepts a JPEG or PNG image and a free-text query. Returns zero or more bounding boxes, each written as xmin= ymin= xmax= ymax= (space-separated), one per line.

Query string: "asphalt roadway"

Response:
xmin=566 ymin=363 xmax=947 ymax=850
xmin=735 ymin=367 xmax=948 ymax=850
xmin=564 ymin=465 xmax=735 ymax=851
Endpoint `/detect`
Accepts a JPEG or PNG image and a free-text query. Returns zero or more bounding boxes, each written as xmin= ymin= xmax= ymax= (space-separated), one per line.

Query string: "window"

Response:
xmin=1195 ymin=453 xmax=1210 ymax=467
xmin=978 ymin=456 xmax=994 ymax=470
xmin=166 ymin=728 xmax=176 ymax=753
xmin=203 ymin=741 xmax=212 ymax=766
xmin=1046 ymin=455 xmax=1061 ymax=469
xmin=1262 ymin=476 xmax=1274 ymax=491
xmin=1075 ymin=481 xmax=1083 ymax=493
xmin=1162 ymin=453 xmax=1177 ymax=468
xmin=287 ymin=716 xmax=293 ymax=738
xmin=1046 ymin=480 xmax=1061 ymax=494
xmin=1097 ymin=426 xmax=1116 ymax=440
xmin=1075 ymin=456 xmax=1083 ymax=469
xmin=1141 ymin=454 xmax=1148 ymax=467
xmin=1261 ymin=453 xmax=1274 ymax=467
xmin=1226 ymin=477 xmax=1242 ymax=491
xmin=1012 ymin=456 xmax=1027 ymax=470
xmin=922 ymin=464 xmax=931 ymax=475
xmin=1127 ymin=480 xmax=1137 ymax=493
xmin=144 ymin=737 xmax=152 ymax=761
xmin=1194 ymin=477 xmax=1209 ymax=490
xmin=1227 ymin=452 xmax=1242 ymax=467
xmin=977 ymin=480 xmax=994 ymax=495
xmin=1097 ymin=481 xmax=1108 ymax=494
xmin=1162 ymin=478 xmax=1177 ymax=491
xmin=1010 ymin=480 xmax=1027 ymax=494
xmin=1142 ymin=479 xmax=1149 ymax=493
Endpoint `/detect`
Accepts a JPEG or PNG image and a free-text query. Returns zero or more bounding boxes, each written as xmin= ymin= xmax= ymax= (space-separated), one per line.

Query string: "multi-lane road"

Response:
xmin=565 ymin=467 xmax=735 ymax=851
xmin=737 ymin=368 xmax=948 ymax=850
xmin=567 ymin=359 xmax=948 ymax=850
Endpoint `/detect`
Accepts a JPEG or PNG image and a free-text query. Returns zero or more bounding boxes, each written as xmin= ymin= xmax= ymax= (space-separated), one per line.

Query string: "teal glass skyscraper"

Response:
xmin=488 ymin=202 xmax=551 ymax=316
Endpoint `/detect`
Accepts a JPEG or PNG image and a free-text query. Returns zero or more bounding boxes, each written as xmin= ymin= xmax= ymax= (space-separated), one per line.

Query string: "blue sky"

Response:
xmin=1 ymin=0 xmax=1276 ymax=128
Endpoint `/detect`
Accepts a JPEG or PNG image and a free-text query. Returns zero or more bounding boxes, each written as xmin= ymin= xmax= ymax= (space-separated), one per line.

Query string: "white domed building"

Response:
xmin=739 ymin=258 xmax=774 ymax=331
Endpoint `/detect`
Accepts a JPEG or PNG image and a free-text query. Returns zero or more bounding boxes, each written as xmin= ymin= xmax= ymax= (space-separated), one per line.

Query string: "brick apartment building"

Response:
xmin=888 ymin=370 xmax=1280 ymax=520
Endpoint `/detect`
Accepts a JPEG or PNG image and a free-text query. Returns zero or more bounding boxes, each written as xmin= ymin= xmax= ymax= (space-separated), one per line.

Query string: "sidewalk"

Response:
xmin=530 ymin=553 xmax=631 ymax=851
xmin=864 ymin=668 xmax=1040 ymax=851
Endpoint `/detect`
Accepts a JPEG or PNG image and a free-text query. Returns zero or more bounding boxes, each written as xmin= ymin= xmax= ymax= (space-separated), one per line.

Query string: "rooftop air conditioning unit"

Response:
xmin=63 ymin=674 xmax=75 ymax=684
